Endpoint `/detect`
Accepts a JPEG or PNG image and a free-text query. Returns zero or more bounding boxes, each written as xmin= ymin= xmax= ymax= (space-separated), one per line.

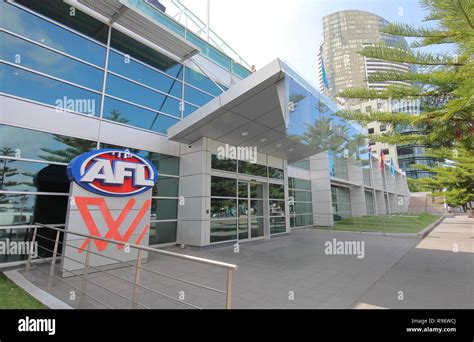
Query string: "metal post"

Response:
xmin=132 ymin=249 xmax=143 ymax=309
xmin=80 ymin=241 xmax=91 ymax=307
xmin=206 ymin=0 xmax=210 ymax=42
xmin=26 ymin=224 xmax=38 ymax=272
xmin=48 ymin=229 xmax=61 ymax=287
xmin=225 ymin=269 xmax=233 ymax=309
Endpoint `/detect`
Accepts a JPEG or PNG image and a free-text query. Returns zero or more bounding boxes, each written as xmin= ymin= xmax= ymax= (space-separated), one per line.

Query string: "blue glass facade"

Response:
xmin=0 ymin=0 xmax=228 ymax=136
xmin=285 ymin=70 xmax=368 ymax=180
xmin=0 ymin=0 xmax=234 ymax=255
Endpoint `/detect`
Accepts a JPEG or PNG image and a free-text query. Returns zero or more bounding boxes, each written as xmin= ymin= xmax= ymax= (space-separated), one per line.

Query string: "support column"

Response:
xmin=176 ymin=138 xmax=209 ymax=246
xmin=348 ymin=160 xmax=367 ymax=217
xmin=310 ymin=152 xmax=333 ymax=227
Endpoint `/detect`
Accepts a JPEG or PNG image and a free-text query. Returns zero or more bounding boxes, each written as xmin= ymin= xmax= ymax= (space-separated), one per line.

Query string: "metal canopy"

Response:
xmin=168 ymin=59 xmax=319 ymax=162
xmin=65 ymin=0 xmax=200 ymax=61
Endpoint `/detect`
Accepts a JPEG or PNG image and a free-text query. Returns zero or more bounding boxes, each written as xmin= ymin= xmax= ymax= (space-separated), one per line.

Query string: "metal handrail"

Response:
xmin=26 ymin=223 xmax=237 ymax=309
xmin=35 ymin=223 xmax=237 ymax=270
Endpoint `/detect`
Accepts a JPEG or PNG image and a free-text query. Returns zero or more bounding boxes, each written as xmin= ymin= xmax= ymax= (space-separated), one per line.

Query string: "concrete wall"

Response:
xmin=176 ymin=138 xmax=209 ymax=246
xmin=408 ymin=192 xmax=446 ymax=214
xmin=375 ymin=190 xmax=387 ymax=215
xmin=310 ymin=152 xmax=333 ymax=226
xmin=347 ymin=160 xmax=367 ymax=217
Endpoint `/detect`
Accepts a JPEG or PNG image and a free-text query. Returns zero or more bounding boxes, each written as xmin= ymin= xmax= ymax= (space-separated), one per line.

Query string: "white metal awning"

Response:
xmin=63 ymin=0 xmax=200 ymax=62
xmin=168 ymin=59 xmax=319 ymax=162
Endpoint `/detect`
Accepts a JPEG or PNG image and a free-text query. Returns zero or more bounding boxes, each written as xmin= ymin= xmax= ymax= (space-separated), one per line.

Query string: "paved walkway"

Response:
xmin=19 ymin=215 xmax=473 ymax=309
xmin=354 ymin=215 xmax=474 ymax=309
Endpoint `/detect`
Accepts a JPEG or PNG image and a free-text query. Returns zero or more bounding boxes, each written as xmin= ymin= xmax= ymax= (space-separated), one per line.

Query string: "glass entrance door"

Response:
xmin=238 ymin=181 xmax=264 ymax=240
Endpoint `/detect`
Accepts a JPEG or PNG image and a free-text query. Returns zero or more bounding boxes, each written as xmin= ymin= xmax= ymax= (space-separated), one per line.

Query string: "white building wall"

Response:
xmin=348 ymin=160 xmax=367 ymax=217
xmin=310 ymin=152 xmax=333 ymax=226
xmin=176 ymin=138 xmax=209 ymax=246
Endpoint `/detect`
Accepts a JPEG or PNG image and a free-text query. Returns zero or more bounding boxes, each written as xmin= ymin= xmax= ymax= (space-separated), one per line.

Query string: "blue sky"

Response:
xmin=165 ymin=0 xmax=442 ymax=86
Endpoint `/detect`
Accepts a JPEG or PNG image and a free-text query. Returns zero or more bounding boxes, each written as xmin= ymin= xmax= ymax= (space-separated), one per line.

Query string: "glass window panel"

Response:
xmin=292 ymin=202 xmax=312 ymax=214
xmin=0 ymin=63 xmax=101 ymax=116
xmin=151 ymin=199 xmax=177 ymax=221
xmin=289 ymin=177 xmax=311 ymax=190
xmin=149 ymin=221 xmax=176 ymax=245
xmin=250 ymin=200 xmax=264 ymax=216
xmin=270 ymin=217 xmax=286 ymax=235
xmin=103 ymin=97 xmax=179 ymax=134
xmin=238 ymin=161 xmax=267 ymax=177
xmin=152 ymin=176 xmax=178 ymax=198
xmin=108 ymin=51 xmax=182 ymax=98
xmin=269 ymin=200 xmax=285 ymax=216
xmin=210 ymin=219 xmax=237 ymax=243
xmin=0 ymin=159 xmax=69 ymax=193
xmin=238 ymin=200 xmax=249 ymax=217
xmin=110 ymin=29 xmax=181 ymax=77
xmin=232 ymin=62 xmax=251 ymax=79
xmin=331 ymin=185 xmax=352 ymax=217
xmin=250 ymin=217 xmax=264 ymax=238
xmin=15 ymin=0 xmax=109 ymax=44
xmin=185 ymin=67 xmax=222 ymax=96
xmin=289 ymin=190 xmax=312 ymax=202
xmin=1 ymin=1 xmax=106 ymax=67
xmin=211 ymin=155 xmax=236 ymax=172
xmin=210 ymin=199 xmax=237 ymax=219
xmin=184 ymin=85 xmax=214 ymax=107
xmin=268 ymin=167 xmax=284 ymax=180
xmin=154 ymin=154 xmax=180 ymax=176
xmin=0 ymin=193 xmax=67 ymax=227
xmin=290 ymin=214 xmax=313 ymax=228
xmin=238 ymin=218 xmax=248 ymax=240
xmin=207 ymin=46 xmax=231 ymax=71
xmin=269 ymin=184 xmax=285 ymax=199
xmin=1 ymin=32 xmax=104 ymax=91
xmin=0 ymin=227 xmax=32 ymax=263
xmin=183 ymin=102 xmax=199 ymax=118
xmin=106 ymin=74 xmax=181 ymax=118
xmin=211 ymin=176 xmax=236 ymax=198
xmin=250 ymin=184 xmax=264 ymax=199
xmin=0 ymin=124 xmax=96 ymax=163
xmin=290 ymin=159 xmax=310 ymax=170
xmin=238 ymin=182 xmax=248 ymax=198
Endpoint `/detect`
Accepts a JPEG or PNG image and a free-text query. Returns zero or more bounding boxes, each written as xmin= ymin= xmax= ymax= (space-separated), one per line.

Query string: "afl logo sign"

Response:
xmin=67 ymin=149 xmax=158 ymax=197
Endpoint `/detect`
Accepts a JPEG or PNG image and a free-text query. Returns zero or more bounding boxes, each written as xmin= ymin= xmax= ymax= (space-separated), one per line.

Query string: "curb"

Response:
xmin=417 ymin=215 xmax=446 ymax=238
xmin=3 ymin=270 xmax=73 ymax=309
xmin=313 ymin=215 xmax=445 ymax=239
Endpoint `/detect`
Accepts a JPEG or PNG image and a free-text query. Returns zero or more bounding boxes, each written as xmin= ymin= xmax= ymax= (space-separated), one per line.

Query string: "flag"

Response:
xmin=321 ymin=58 xmax=329 ymax=89
xmin=380 ymin=150 xmax=385 ymax=171
xmin=390 ymin=158 xmax=396 ymax=176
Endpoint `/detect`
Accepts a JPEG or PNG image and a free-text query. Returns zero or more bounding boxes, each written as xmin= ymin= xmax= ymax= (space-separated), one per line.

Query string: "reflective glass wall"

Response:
xmin=0 ymin=125 xmax=181 ymax=259
xmin=289 ymin=178 xmax=313 ymax=228
xmin=285 ymin=72 xmax=369 ymax=180
xmin=0 ymin=0 xmax=242 ymax=258
xmin=0 ymin=1 xmax=227 ymax=136
xmin=210 ymin=154 xmax=285 ymax=243
xmin=331 ymin=185 xmax=352 ymax=218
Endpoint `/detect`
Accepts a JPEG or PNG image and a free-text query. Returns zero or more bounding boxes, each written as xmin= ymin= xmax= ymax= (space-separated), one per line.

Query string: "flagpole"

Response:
xmin=368 ymin=151 xmax=378 ymax=216
xmin=382 ymin=163 xmax=391 ymax=215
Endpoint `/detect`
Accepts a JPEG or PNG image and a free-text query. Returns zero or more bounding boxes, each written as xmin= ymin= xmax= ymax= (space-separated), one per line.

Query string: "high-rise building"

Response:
xmin=318 ymin=10 xmax=435 ymax=180
xmin=318 ymin=10 xmax=409 ymax=98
